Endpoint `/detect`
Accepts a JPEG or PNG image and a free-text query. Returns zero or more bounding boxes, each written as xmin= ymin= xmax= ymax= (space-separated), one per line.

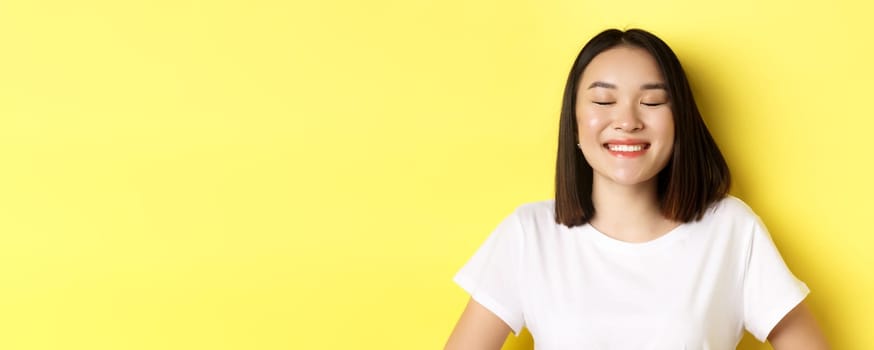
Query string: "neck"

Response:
xmin=589 ymin=176 xmax=676 ymax=243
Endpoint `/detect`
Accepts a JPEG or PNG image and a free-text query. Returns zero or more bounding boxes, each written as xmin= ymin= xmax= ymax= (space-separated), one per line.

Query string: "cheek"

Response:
xmin=652 ymin=112 xmax=676 ymax=152
xmin=658 ymin=113 xmax=676 ymax=141
xmin=576 ymin=108 xmax=609 ymax=135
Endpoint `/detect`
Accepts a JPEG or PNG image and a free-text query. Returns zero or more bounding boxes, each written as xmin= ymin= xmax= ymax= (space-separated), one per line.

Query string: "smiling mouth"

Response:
xmin=604 ymin=143 xmax=650 ymax=152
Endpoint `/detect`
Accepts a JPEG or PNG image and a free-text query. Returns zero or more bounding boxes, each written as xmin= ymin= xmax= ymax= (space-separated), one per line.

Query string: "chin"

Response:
xmin=606 ymin=174 xmax=658 ymax=187
xmin=611 ymin=179 xmax=650 ymax=186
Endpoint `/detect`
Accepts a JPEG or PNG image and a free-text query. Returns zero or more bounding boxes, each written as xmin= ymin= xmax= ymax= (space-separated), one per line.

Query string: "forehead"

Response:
xmin=579 ymin=46 xmax=664 ymax=86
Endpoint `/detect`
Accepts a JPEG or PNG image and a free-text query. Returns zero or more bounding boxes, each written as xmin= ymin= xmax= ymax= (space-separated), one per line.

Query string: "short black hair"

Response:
xmin=555 ymin=28 xmax=730 ymax=227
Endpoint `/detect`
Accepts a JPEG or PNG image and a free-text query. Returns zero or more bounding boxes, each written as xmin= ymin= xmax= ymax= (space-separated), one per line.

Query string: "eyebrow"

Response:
xmin=587 ymin=81 xmax=667 ymax=90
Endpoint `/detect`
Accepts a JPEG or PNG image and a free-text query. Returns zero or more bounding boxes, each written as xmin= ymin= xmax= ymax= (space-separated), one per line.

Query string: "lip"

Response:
xmin=603 ymin=139 xmax=650 ymax=158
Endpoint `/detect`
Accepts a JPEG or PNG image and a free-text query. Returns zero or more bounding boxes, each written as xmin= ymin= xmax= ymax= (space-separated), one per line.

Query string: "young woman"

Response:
xmin=445 ymin=29 xmax=828 ymax=349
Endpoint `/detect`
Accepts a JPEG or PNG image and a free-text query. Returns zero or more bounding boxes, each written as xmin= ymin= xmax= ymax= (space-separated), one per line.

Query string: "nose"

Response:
xmin=613 ymin=106 xmax=643 ymax=132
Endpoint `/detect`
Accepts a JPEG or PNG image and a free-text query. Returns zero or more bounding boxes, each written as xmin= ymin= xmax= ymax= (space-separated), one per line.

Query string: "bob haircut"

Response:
xmin=555 ymin=28 xmax=731 ymax=227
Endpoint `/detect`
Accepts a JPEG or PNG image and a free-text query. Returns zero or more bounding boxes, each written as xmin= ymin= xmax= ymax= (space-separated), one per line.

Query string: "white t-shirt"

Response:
xmin=453 ymin=196 xmax=809 ymax=350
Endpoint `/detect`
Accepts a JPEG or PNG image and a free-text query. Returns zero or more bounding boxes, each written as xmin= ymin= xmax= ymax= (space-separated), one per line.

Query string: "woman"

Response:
xmin=444 ymin=29 xmax=828 ymax=349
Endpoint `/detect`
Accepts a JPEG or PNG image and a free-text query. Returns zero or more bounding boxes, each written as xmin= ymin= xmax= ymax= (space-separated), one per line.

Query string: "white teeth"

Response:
xmin=607 ymin=144 xmax=645 ymax=152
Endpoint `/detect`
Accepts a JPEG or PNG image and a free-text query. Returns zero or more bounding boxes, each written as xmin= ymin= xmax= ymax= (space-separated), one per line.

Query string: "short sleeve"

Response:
xmin=452 ymin=209 xmax=525 ymax=336
xmin=742 ymin=217 xmax=810 ymax=342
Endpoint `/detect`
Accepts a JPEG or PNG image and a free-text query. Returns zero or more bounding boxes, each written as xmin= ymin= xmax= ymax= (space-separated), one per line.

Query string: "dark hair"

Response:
xmin=555 ymin=28 xmax=730 ymax=227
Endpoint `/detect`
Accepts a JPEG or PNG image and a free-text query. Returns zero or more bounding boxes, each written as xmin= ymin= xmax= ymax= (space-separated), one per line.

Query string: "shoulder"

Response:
xmin=514 ymin=199 xmax=555 ymax=214
xmin=504 ymin=199 xmax=574 ymax=242
xmin=510 ymin=199 xmax=557 ymax=225
xmin=479 ymin=200 xmax=556 ymax=240
xmin=485 ymin=200 xmax=560 ymax=240
xmin=693 ymin=195 xmax=771 ymax=245
xmin=702 ymin=195 xmax=761 ymax=223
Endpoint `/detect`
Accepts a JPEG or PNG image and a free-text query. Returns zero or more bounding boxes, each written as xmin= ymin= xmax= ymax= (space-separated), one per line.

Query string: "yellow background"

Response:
xmin=0 ymin=0 xmax=870 ymax=349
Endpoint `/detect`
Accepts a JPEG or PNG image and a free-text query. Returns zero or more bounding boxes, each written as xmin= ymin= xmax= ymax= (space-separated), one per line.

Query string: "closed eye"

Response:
xmin=593 ymin=101 xmax=615 ymax=106
xmin=641 ymin=102 xmax=666 ymax=106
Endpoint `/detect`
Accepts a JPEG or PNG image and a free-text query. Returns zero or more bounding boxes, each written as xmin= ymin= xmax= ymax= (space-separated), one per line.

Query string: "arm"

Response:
xmin=768 ymin=301 xmax=829 ymax=349
xmin=444 ymin=298 xmax=512 ymax=350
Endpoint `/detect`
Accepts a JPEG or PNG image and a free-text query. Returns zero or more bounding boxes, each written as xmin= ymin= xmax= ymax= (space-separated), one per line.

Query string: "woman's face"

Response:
xmin=575 ymin=45 xmax=675 ymax=188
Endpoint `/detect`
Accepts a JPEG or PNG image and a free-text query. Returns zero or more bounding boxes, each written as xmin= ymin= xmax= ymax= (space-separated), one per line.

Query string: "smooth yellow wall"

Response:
xmin=0 ymin=0 xmax=870 ymax=349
